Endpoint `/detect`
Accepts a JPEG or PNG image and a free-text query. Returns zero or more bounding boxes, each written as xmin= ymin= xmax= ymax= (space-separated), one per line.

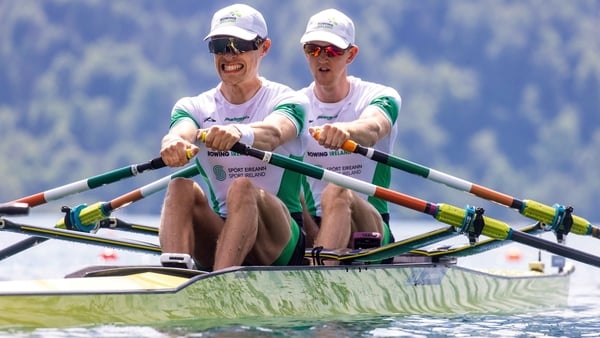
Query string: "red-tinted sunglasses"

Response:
xmin=303 ymin=43 xmax=348 ymax=58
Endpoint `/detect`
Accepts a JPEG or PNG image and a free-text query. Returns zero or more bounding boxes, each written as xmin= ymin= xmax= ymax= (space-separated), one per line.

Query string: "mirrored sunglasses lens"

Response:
xmin=303 ymin=44 xmax=321 ymax=57
xmin=325 ymin=46 xmax=344 ymax=57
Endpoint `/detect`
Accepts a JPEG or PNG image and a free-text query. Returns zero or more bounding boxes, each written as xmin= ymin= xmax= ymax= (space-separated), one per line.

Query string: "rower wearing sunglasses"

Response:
xmin=159 ymin=4 xmax=309 ymax=271
xmin=299 ymin=9 xmax=402 ymax=262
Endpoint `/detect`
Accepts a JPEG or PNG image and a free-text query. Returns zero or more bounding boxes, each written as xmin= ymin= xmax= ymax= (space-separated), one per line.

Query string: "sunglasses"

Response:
xmin=208 ymin=37 xmax=264 ymax=55
xmin=303 ymin=43 xmax=348 ymax=58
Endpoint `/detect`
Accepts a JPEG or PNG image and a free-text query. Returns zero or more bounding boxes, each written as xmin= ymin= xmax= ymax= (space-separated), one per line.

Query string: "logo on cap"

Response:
xmin=219 ymin=10 xmax=242 ymax=25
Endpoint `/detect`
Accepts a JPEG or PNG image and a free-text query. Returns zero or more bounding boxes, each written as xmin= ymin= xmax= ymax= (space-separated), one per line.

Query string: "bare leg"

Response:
xmin=314 ymin=183 xmax=383 ymax=250
xmin=159 ymin=178 xmax=222 ymax=269
xmin=213 ymin=178 xmax=292 ymax=270
xmin=301 ymin=195 xmax=319 ymax=248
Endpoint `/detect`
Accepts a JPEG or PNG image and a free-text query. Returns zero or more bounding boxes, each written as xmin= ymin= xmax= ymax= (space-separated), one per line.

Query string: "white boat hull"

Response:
xmin=0 ymin=260 xmax=574 ymax=329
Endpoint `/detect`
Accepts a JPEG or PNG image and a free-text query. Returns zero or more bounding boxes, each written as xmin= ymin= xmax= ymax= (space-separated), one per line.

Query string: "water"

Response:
xmin=1 ymin=213 xmax=600 ymax=337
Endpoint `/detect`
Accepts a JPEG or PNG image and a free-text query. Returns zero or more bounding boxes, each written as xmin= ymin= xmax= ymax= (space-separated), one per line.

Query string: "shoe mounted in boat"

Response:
xmin=160 ymin=253 xmax=197 ymax=270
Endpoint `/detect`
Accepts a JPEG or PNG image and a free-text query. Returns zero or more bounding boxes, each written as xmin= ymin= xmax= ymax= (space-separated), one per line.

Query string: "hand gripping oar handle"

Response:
xmin=314 ymin=130 xmax=600 ymax=241
xmin=12 ymin=157 xmax=166 ymax=207
xmin=230 ymin=141 xmax=600 ymax=268
xmin=56 ymin=164 xmax=200 ymax=232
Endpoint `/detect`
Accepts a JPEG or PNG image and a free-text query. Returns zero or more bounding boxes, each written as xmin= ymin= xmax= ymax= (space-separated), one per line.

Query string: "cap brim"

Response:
xmin=204 ymin=26 xmax=257 ymax=41
xmin=300 ymin=31 xmax=349 ymax=49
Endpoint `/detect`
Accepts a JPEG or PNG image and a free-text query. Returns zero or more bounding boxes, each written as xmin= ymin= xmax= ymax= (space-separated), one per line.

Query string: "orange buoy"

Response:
xmin=506 ymin=246 xmax=522 ymax=262
xmin=100 ymin=248 xmax=118 ymax=261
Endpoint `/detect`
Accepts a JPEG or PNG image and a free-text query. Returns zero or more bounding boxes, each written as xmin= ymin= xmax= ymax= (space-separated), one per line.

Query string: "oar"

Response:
xmin=10 ymin=157 xmax=166 ymax=207
xmin=230 ymin=142 xmax=600 ymax=268
xmin=0 ymin=218 xmax=160 ymax=256
xmin=409 ymin=222 xmax=545 ymax=258
xmin=0 ymin=157 xmax=165 ymax=260
xmin=319 ymin=132 xmax=600 ymax=243
xmin=0 ymin=164 xmax=198 ymax=260
xmin=56 ymin=164 xmax=200 ymax=232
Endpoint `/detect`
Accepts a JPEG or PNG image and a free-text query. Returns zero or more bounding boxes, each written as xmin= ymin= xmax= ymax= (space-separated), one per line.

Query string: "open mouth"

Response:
xmin=222 ymin=63 xmax=243 ymax=72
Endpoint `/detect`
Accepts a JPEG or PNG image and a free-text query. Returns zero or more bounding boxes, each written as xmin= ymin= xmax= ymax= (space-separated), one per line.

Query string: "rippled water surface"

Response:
xmin=1 ymin=215 xmax=599 ymax=337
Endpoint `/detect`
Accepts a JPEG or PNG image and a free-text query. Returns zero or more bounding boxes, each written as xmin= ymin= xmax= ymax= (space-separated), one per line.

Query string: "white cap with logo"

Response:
xmin=300 ymin=9 xmax=355 ymax=49
xmin=204 ymin=4 xmax=268 ymax=41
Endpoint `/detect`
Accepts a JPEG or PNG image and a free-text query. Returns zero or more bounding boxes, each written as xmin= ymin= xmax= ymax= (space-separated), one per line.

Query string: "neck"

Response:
xmin=313 ymin=77 xmax=350 ymax=103
xmin=220 ymin=77 xmax=262 ymax=104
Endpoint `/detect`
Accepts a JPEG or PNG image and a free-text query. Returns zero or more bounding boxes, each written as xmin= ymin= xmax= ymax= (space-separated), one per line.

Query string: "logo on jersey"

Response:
xmin=315 ymin=114 xmax=339 ymax=121
xmin=224 ymin=116 xmax=250 ymax=122
xmin=213 ymin=165 xmax=226 ymax=181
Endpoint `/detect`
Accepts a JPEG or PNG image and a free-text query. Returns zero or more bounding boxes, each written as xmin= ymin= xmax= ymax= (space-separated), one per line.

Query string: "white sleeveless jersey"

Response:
xmin=170 ymin=78 xmax=309 ymax=217
xmin=300 ymin=76 xmax=401 ymax=217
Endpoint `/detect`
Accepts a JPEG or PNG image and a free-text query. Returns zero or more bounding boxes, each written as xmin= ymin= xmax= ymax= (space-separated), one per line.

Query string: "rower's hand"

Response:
xmin=160 ymin=137 xmax=199 ymax=167
xmin=202 ymin=125 xmax=244 ymax=151
xmin=310 ymin=125 xmax=350 ymax=150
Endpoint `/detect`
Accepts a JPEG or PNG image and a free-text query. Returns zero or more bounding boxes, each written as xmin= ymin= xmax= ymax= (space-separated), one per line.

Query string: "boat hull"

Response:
xmin=0 ymin=262 xmax=573 ymax=329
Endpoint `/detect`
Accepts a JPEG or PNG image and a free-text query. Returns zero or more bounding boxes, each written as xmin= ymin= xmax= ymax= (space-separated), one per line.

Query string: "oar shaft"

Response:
xmin=57 ymin=164 xmax=200 ymax=231
xmin=0 ymin=218 xmax=160 ymax=255
xmin=511 ymin=230 xmax=600 ymax=266
xmin=0 ymin=236 xmax=46 ymax=261
xmin=12 ymin=157 xmax=165 ymax=207
xmin=338 ymin=137 xmax=598 ymax=239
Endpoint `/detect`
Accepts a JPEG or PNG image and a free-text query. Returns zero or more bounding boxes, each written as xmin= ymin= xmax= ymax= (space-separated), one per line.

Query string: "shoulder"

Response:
xmin=349 ymin=76 xmax=400 ymax=100
xmin=259 ymin=79 xmax=308 ymax=107
xmin=175 ymin=88 xmax=218 ymax=106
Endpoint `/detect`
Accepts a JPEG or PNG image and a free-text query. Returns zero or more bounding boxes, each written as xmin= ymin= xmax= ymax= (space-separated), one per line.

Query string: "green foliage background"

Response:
xmin=1 ymin=0 xmax=599 ymax=223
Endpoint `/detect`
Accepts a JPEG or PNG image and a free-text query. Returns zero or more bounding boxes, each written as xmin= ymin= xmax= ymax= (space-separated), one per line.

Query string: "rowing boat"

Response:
xmin=0 ymin=210 xmax=575 ymax=330
xmin=0 ymin=253 xmax=574 ymax=330
xmin=0 ymin=142 xmax=594 ymax=331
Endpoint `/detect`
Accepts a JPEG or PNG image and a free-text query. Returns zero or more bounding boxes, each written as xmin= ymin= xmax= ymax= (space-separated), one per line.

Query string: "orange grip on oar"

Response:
xmin=311 ymin=129 xmax=359 ymax=153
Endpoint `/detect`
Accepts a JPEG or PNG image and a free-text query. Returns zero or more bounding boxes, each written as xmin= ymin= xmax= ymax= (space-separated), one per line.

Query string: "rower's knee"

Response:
xmin=227 ymin=177 xmax=256 ymax=201
xmin=165 ymin=178 xmax=208 ymax=207
xmin=321 ymin=184 xmax=352 ymax=207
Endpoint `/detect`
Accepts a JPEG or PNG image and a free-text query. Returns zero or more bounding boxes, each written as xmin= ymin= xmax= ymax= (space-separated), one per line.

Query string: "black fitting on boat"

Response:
xmin=468 ymin=207 xmax=485 ymax=245
xmin=60 ymin=206 xmax=74 ymax=230
xmin=555 ymin=206 xmax=573 ymax=244
xmin=311 ymin=246 xmax=325 ymax=266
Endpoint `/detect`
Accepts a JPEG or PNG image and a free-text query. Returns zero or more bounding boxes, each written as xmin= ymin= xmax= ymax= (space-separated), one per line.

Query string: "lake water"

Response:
xmin=1 ymin=213 xmax=600 ymax=337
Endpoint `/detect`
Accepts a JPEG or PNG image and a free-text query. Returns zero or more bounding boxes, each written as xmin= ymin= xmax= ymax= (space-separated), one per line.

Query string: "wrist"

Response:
xmin=233 ymin=124 xmax=255 ymax=145
xmin=163 ymin=136 xmax=184 ymax=148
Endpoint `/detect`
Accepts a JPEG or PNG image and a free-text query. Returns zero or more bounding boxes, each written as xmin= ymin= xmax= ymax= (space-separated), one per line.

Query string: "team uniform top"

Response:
xmin=169 ymin=78 xmax=309 ymax=217
xmin=301 ymin=76 xmax=401 ymax=217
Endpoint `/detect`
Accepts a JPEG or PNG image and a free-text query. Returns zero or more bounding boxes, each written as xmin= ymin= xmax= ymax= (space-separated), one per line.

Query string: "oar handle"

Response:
xmin=0 ymin=202 xmax=30 ymax=216
xmin=311 ymin=129 xmax=359 ymax=153
xmin=139 ymin=157 xmax=166 ymax=172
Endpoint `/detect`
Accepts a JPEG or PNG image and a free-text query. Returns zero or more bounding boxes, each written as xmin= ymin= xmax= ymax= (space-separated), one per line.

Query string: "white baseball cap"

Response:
xmin=300 ymin=9 xmax=355 ymax=49
xmin=204 ymin=4 xmax=268 ymax=41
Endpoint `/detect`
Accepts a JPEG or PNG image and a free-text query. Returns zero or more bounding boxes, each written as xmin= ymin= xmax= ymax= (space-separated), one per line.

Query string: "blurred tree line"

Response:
xmin=1 ymin=0 xmax=599 ymax=223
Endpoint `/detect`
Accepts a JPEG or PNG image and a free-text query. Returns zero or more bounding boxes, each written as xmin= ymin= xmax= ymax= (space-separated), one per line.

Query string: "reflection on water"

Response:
xmin=1 ymin=214 xmax=600 ymax=337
